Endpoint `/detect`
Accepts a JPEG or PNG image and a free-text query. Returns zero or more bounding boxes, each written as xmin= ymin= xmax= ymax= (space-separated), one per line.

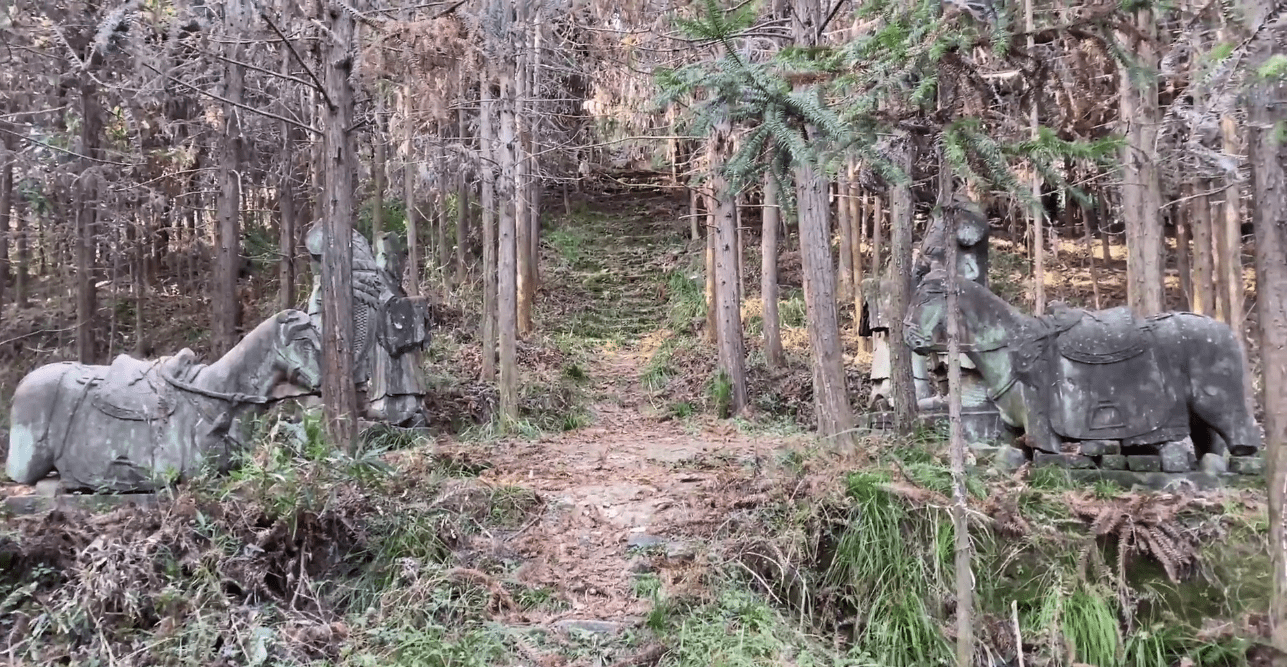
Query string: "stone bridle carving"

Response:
xmin=6 ymin=309 xmax=322 ymax=492
xmin=903 ymin=270 xmax=1261 ymax=461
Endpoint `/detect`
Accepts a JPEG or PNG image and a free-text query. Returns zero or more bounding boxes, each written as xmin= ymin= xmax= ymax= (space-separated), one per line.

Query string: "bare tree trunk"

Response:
xmin=1220 ymin=116 xmax=1244 ymax=331
xmin=1119 ymin=11 xmax=1164 ymax=316
xmin=871 ymin=193 xmax=884 ymax=278
xmin=456 ymin=80 xmax=469 ymax=287
xmin=796 ymin=159 xmax=853 ymax=443
xmin=76 ymin=77 xmax=103 ymax=364
xmin=762 ymin=165 xmax=784 ymax=369
xmin=213 ymin=43 xmax=245 ymax=356
xmin=710 ymin=112 xmax=747 ymax=415
xmin=373 ymin=111 xmax=387 ymax=244
xmin=690 ymin=186 xmax=700 ymax=241
xmin=480 ymin=73 xmax=498 ymax=382
xmin=321 ymin=3 xmax=359 ymax=451
xmin=0 ymin=130 xmax=12 ymax=312
xmin=1083 ymin=207 xmax=1101 ymax=310
xmin=837 ymin=180 xmax=854 ymax=304
xmin=498 ymin=62 xmax=520 ymax=423
xmin=436 ymin=148 xmax=449 ymax=285
xmin=1176 ymin=200 xmax=1191 ymax=310
xmin=1190 ymin=181 xmax=1215 ymax=315
xmin=848 ymin=161 xmax=864 ymax=324
xmin=279 ymin=50 xmax=297 ymax=311
xmin=14 ymin=183 xmax=27 ymax=308
xmin=945 ymin=212 xmax=974 ymax=667
xmin=705 ymin=196 xmax=717 ymax=343
xmin=889 ymin=140 xmax=917 ymax=434
xmin=1247 ymin=7 xmax=1287 ymax=647
xmin=134 ymin=217 xmax=146 ymax=356
xmin=402 ymin=91 xmax=420 ymax=296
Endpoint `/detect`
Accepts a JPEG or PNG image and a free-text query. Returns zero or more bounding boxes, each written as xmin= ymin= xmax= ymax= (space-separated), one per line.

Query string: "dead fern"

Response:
xmin=1069 ymin=491 xmax=1201 ymax=586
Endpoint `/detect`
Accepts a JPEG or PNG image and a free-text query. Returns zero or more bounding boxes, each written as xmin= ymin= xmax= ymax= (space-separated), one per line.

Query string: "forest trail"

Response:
xmin=441 ymin=190 xmax=809 ymax=633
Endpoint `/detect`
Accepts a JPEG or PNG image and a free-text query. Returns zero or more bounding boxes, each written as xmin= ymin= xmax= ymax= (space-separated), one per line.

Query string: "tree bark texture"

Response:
xmin=0 ymin=131 xmax=12 ymax=311
xmin=1246 ymin=8 xmax=1286 ymax=649
xmin=76 ymin=77 xmax=103 ymax=364
xmin=402 ymin=90 xmax=420 ymax=296
xmin=214 ymin=47 xmax=245 ymax=356
xmin=709 ymin=113 xmax=748 ymax=415
xmin=945 ymin=217 xmax=975 ymax=667
xmin=456 ymin=83 xmax=469 ymax=287
xmin=13 ymin=180 xmax=27 ymax=308
xmin=1119 ymin=11 xmax=1165 ymax=316
xmin=497 ymin=64 xmax=520 ymax=423
xmin=373 ymin=113 xmax=386 ymax=245
xmin=796 ymin=157 xmax=854 ymax=443
xmin=1220 ymin=115 xmax=1245 ymax=331
xmin=320 ymin=4 xmax=359 ymax=451
xmin=278 ymin=50 xmax=297 ymax=312
xmin=480 ymin=74 xmax=498 ymax=382
xmin=705 ymin=198 xmax=718 ymax=343
xmin=889 ymin=140 xmax=917 ymax=434
xmin=1190 ymin=182 xmax=1215 ymax=316
xmin=838 ymin=181 xmax=855 ymax=304
xmin=761 ymin=165 xmax=784 ymax=369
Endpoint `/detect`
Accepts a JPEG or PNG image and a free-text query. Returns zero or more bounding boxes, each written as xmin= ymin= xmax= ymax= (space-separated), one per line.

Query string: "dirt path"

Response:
xmin=445 ymin=192 xmax=807 ymax=629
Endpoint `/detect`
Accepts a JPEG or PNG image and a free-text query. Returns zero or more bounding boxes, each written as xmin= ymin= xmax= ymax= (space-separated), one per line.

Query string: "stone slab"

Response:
xmin=1229 ymin=456 xmax=1265 ymax=476
xmin=1160 ymin=438 xmax=1197 ymax=473
xmin=994 ymin=447 xmax=1028 ymax=471
xmin=1100 ymin=455 xmax=1128 ymax=470
xmin=1078 ymin=440 xmax=1120 ymax=457
xmin=1033 ymin=451 xmax=1094 ymax=469
xmin=1068 ymin=470 xmax=1225 ymax=491
xmin=1127 ymin=455 xmax=1162 ymax=472
xmin=1199 ymin=453 xmax=1228 ymax=475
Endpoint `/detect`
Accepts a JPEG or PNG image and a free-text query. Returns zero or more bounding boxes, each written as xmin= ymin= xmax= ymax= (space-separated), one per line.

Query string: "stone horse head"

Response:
xmin=903 ymin=268 xmax=1017 ymax=357
xmin=260 ymin=309 xmax=323 ymax=398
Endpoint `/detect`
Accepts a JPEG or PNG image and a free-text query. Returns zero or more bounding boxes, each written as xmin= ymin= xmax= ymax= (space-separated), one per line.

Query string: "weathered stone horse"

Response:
xmin=903 ymin=270 xmax=1261 ymax=460
xmin=6 ymin=310 xmax=322 ymax=492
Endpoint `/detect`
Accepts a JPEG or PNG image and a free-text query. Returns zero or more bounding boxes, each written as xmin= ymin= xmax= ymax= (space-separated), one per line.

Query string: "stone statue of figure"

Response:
xmin=865 ymin=194 xmax=993 ymax=415
xmin=305 ymin=224 xmax=429 ymax=427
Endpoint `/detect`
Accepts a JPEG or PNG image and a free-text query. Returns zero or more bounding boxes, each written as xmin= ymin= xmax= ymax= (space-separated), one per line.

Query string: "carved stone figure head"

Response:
xmin=904 ymin=269 xmax=950 ymax=354
xmin=273 ymin=310 xmax=323 ymax=394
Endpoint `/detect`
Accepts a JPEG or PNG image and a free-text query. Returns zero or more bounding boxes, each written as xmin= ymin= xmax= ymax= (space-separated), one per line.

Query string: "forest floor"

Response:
xmin=0 ymin=186 xmax=1278 ymax=666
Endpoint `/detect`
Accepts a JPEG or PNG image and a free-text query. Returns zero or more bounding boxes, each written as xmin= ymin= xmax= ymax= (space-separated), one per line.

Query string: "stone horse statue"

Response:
xmin=903 ymin=270 xmax=1261 ymax=463
xmin=6 ymin=310 xmax=322 ymax=492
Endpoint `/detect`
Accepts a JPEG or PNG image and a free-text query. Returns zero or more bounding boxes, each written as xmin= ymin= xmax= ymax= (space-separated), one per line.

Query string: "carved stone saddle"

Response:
xmin=88 ymin=352 xmax=197 ymax=422
xmin=1039 ymin=307 xmax=1187 ymax=444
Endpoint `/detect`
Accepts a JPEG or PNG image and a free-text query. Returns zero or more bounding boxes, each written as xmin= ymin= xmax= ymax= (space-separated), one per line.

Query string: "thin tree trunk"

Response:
xmin=1246 ymin=4 xmax=1286 ymax=646
xmin=871 ymin=194 xmax=884 ymax=278
xmin=1119 ymin=11 xmax=1164 ymax=316
xmin=848 ymin=161 xmax=863 ymax=323
xmin=14 ymin=183 xmax=27 ymax=308
xmin=1176 ymin=200 xmax=1191 ymax=310
xmin=735 ymin=193 xmax=745 ymax=304
xmin=945 ymin=211 xmax=974 ymax=667
xmin=528 ymin=11 xmax=544 ymax=291
xmin=1190 ymin=180 xmax=1215 ymax=315
xmin=403 ymin=91 xmax=420 ymax=296
xmin=480 ymin=73 xmax=498 ymax=381
xmin=0 ymin=130 xmax=12 ymax=312
xmin=710 ymin=112 xmax=747 ymax=415
xmin=373 ymin=111 xmax=387 ymax=245
xmin=690 ymin=186 xmax=700 ymax=241
xmin=1220 ymin=116 xmax=1244 ymax=332
xmin=320 ymin=3 xmax=359 ymax=451
xmin=838 ymin=180 xmax=854 ymax=305
xmin=889 ymin=140 xmax=917 ymax=434
xmin=762 ymin=164 xmax=784 ymax=369
xmin=456 ymin=79 xmax=469 ymax=287
xmin=498 ymin=62 xmax=520 ymax=423
xmin=436 ymin=149 xmax=449 ymax=285
xmin=279 ymin=49 xmax=297 ymax=311
xmin=1083 ymin=206 xmax=1101 ymax=310
xmin=705 ymin=196 xmax=717 ymax=343
xmin=134 ymin=217 xmax=146 ymax=356
xmin=76 ymin=77 xmax=103 ymax=364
